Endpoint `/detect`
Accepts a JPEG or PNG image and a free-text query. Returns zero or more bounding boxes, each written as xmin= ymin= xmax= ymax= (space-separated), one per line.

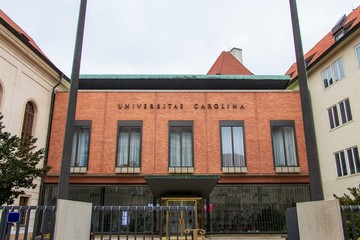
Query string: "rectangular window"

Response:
xmin=347 ymin=146 xmax=360 ymax=175
xmin=355 ymin=44 xmax=360 ymax=66
xmin=322 ymin=67 xmax=333 ymax=89
xmin=332 ymin=58 xmax=345 ymax=81
xmin=328 ymin=105 xmax=340 ymax=129
xmin=19 ymin=196 xmax=29 ymax=226
xmin=116 ymin=121 xmax=142 ymax=173
xmin=322 ymin=58 xmax=345 ymax=89
xmin=328 ymin=98 xmax=353 ymax=129
xmin=169 ymin=121 xmax=193 ymax=173
xmin=339 ymin=98 xmax=352 ymax=124
xmin=71 ymin=120 xmax=91 ymax=173
xmin=335 ymin=151 xmax=348 ymax=177
xmin=271 ymin=121 xmax=299 ymax=173
xmin=220 ymin=121 xmax=247 ymax=173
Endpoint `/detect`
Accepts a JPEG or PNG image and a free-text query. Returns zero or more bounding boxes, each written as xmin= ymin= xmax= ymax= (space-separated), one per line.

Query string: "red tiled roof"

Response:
xmin=207 ymin=51 xmax=254 ymax=75
xmin=0 ymin=10 xmax=47 ymax=58
xmin=285 ymin=5 xmax=360 ymax=80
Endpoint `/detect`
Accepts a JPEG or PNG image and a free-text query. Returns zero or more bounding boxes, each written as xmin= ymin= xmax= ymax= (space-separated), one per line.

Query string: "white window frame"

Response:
xmin=327 ymin=98 xmax=352 ymax=129
xmin=347 ymin=146 xmax=360 ymax=175
xmin=328 ymin=105 xmax=340 ymax=129
xmin=335 ymin=146 xmax=360 ymax=177
xmin=322 ymin=67 xmax=333 ymax=89
xmin=338 ymin=98 xmax=352 ymax=124
xmin=322 ymin=58 xmax=345 ymax=89
xmin=355 ymin=43 xmax=360 ymax=66
xmin=335 ymin=151 xmax=347 ymax=177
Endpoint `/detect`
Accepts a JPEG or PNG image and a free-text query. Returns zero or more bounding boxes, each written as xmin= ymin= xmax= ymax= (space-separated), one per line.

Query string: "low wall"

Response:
xmin=296 ymin=200 xmax=344 ymax=240
xmin=54 ymin=199 xmax=92 ymax=240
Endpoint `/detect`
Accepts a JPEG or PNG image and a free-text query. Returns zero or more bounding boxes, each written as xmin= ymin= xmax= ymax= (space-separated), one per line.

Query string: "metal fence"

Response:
xmin=0 ymin=206 xmax=56 ymax=240
xmin=3 ymin=204 xmax=358 ymax=240
xmin=91 ymin=206 xmax=196 ymax=240
xmin=341 ymin=205 xmax=360 ymax=240
xmin=0 ymin=205 xmax=197 ymax=240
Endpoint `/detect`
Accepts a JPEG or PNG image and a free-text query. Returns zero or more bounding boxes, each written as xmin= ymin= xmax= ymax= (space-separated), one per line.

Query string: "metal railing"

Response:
xmin=0 ymin=206 xmax=56 ymax=240
xmin=341 ymin=205 xmax=360 ymax=240
xmin=0 ymin=205 xmax=197 ymax=240
xmin=91 ymin=205 xmax=196 ymax=240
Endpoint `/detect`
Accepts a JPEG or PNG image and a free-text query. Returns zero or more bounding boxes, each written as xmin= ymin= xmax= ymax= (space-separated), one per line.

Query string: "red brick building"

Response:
xmin=43 ymin=49 xmax=310 ymax=235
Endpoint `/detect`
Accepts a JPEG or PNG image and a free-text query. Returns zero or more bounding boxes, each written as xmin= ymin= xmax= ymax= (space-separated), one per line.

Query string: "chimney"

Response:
xmin=229 ymin=47 xmax=243 ymax=64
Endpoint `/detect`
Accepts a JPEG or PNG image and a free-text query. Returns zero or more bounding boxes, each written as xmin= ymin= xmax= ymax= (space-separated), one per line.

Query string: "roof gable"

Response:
xmin=207 ymin=51 xmax=254 ymax=75
xmin=285 ymin=5 xmax=360 ymax=80
xmin=0 ymin=10 xmax=47 ymax=58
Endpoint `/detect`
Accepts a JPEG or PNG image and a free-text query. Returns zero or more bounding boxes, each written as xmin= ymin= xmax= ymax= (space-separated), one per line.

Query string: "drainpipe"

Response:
xmin=38 ymin=73 xmax=63 ymax=206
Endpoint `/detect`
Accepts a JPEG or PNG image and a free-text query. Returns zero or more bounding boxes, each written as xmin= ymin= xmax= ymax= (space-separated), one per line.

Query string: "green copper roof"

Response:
xmin=78 ymin=74 xmax=290 ymax=90
xmin=80 ymin=74 xmax=290 ymax=81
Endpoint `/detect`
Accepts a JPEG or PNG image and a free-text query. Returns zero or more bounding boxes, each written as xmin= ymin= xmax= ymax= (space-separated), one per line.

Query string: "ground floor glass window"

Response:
xmin=208 ymin=184 xmax=310 ymax=233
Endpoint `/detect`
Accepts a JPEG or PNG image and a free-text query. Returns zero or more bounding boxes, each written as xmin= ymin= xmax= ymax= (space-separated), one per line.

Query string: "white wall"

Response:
xmin=307 ymin=32 xmax=360 ymax=199
xmin=0 ymin=22 xmax=69 ymax=206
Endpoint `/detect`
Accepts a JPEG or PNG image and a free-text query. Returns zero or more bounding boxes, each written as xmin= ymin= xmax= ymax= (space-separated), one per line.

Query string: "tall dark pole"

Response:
xmin=57 ymin=0 xmax=88 ymax=200
xmin=289 ymin=0 xmax=324 ymax=201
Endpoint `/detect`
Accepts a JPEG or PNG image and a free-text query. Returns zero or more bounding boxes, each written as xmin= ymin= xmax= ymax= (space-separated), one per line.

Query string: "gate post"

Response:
xmin=285 ymin=207 xmax=300 ymax=240
xmin=54 ymin=200 xmax=92 ymax=240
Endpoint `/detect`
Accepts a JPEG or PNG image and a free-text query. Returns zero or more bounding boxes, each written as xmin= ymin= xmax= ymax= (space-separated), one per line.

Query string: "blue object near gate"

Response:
xmin=7 ymin=212 xmax=21 ymax=223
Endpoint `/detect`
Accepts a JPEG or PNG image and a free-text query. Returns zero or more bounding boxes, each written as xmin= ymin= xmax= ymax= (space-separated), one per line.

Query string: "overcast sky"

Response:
xmin=1 ymin=1 xmax=360 ymax=76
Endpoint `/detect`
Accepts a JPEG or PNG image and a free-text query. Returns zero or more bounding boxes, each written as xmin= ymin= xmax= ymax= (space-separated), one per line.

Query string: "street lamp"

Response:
xmin=289 ymin=0 xmax=324 ymax=201
xmin=57 ymin=0 xmax=88 ymax=200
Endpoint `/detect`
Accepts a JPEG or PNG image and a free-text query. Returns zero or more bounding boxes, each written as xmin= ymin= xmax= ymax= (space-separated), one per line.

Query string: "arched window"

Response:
xmin=21 ymin=101 xmax=36 ymax=141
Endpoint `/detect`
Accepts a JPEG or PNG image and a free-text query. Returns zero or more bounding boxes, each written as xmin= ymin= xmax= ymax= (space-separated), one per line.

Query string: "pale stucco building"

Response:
xmin=286 ymin=6 xmax=360 ymax=199
xmin=0 ymin=10 xmax=69 ymax=207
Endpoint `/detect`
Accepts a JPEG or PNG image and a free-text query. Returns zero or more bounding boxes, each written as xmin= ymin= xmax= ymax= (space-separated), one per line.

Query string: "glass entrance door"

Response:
xmin=162 ymin=197 xmax=203 ymax=239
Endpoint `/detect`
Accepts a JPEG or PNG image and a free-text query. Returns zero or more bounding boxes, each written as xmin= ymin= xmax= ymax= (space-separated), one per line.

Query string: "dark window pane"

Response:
xmin=347 ymin=149 xmax=355 ymax=174
xmin=328 ymin=108 xmax=335 ymax=129
xmin=354 ymin=147 xmax=360 ymax=173
xmin=345 ymin=99 xmax=352 ymax=122
xmin=21 ymin=102 xmax=35 ymax=141
xmin=335 ymin=153 xmax=343 ymax=177
xmin=340 ymin=151 xmax=347 ymax=176
xmin=333 ymin=106 xmax=340 ymax=127
xmin=339 ymin=101 xmax=347 ymax=124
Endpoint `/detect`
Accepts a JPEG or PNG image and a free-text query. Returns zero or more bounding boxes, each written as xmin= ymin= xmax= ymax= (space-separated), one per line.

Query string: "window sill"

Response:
xmin=169 ymin=167 xmax=194 ymax=173
xmin=222 ymin=167 xmax=247 ymax=173
xmin=323 ymin=76 xmax=345 ymax=91
xmin=115 ymin=167 xmax=140 ymax=174
xmin=275 ymin=166 xmax=300 ymax=173
xmin=70 ymin=167 xmax=87 ymax=173
xmin=329 ymin=119 xmax=353 ymax=132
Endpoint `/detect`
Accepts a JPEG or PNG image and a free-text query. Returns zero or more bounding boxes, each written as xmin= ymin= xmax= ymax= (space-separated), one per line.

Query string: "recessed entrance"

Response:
xmin=161 ymin=197 xmax=204 ymax=239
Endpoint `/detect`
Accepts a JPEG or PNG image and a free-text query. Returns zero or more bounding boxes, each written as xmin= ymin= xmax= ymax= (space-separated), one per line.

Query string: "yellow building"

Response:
xmin=286 ymin=6 xmax=360 ymax=199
